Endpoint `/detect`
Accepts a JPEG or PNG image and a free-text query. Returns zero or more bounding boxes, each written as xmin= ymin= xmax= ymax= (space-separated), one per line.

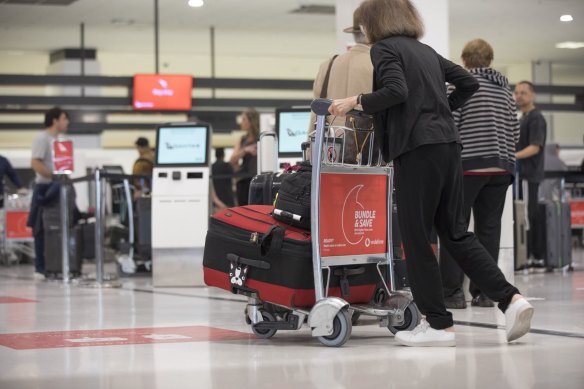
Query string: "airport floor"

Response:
xmin=0 ymin=251 xmax=583 ymax=389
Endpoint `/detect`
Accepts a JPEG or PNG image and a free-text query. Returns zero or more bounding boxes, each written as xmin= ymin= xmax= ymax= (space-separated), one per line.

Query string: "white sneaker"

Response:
xmin=394 ymin=319 xmax=456 ymax=347
xmin=505 ymin=298 xmax=534 ymax=342
xmin=33 ymin=272 xmax=45 ymax=280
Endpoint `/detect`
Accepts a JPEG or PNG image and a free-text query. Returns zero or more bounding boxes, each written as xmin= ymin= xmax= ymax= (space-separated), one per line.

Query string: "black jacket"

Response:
xmin=360 ymin=36 xmax=479 ymax=162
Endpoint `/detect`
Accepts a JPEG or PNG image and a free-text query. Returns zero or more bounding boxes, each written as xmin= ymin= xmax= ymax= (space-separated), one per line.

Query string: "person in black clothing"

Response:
xmin=212 ymin=148 xmax=235 ymax=210
xmin=329 ymin=0 xmax=533 ymax=347
xmin=514 ymin=81 xmax=547 ymax=263
xmin=439 ymin=39 xmax=520 ymax=310
xmin=0 ymin=155 xmax=27 ymax=208
xmin=230 ymin=108 xmax=259 ymax=206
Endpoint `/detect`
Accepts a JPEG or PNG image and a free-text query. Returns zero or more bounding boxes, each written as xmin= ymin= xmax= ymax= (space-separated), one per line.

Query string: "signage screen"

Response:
xmin=133 ymin=74 xmax=193 ymax=111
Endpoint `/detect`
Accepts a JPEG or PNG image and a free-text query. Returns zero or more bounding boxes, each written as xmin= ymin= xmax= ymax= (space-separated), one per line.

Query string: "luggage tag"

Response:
xmin=229 ymin=262 xmax=249 ymax=287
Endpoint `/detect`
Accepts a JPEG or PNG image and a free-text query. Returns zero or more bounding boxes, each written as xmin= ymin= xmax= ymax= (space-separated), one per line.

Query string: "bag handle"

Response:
xmin=260 ymin=225 xmax=286 ymax=257
xmin=319 ymin=55 xmax=338 ymax=99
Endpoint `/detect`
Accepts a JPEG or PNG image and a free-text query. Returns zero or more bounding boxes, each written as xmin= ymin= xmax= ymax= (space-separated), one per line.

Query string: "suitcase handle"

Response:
xmin=260 ymin=225 xmax=286 ymax=257
xmin=227 ymin=253 xmax=271 ymax=270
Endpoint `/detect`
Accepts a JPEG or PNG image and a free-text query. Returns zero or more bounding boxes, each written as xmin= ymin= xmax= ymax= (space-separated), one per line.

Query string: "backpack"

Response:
xmin=273 ymin=162 xmax=312 ymax=230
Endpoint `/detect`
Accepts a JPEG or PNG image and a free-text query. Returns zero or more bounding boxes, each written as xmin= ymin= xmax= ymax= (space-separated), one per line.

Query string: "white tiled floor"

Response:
xmin=0 ymin=251 xmax=583 ymax=389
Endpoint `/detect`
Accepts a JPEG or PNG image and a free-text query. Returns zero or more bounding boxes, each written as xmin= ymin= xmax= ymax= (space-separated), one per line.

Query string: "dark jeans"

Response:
xmin=33 ymin=230 xmax=45 ymax=274
xmin=394 ymin=143 xmax=519 ymax=329
xmin=440 ymin=174 xmax=512 ymax=299
xmin=28 ymin=184 xmax=51 ymax=274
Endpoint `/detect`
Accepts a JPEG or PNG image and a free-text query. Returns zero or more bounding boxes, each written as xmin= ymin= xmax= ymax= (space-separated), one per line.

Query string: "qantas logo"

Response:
xmin=286 ymin=128 xmax=307 ymax=137
xmin=165 ymin=142 xmax=200 ymax=150
xmin=152 ymin=78 xmax=174 ymax=96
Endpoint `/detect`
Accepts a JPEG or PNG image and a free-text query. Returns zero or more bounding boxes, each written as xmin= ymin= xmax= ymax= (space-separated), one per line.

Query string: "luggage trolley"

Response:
xmin=1 ymin=192 xmax=34 ymax=264
xmin=243 ymin=99 xmax=420 ymax=347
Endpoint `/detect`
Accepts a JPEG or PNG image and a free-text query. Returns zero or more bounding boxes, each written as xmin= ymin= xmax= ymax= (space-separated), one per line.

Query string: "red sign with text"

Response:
xmin=133 ymin=74 xmax=193 ymax=110
xmin=319 ymin=173 xmax=388 ymax=256
xmin=570 ymin=200 xmax=584 ymax=227
xmin=5 ymin=211 xmax=32 ymax=239
xmin=52 ymin=140 xmax=74 ymax=174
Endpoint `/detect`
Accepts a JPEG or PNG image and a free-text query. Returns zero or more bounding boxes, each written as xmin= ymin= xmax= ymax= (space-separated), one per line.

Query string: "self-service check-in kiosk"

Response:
xmin=275 ymin=107 xmax=311 ymax=167
xmin=152 ymin=123 xmax=211 ymax=286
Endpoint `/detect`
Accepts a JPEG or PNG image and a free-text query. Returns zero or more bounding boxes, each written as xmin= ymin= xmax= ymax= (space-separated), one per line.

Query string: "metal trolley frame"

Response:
xmin=243 ymin=99 xmax=420 ymax=347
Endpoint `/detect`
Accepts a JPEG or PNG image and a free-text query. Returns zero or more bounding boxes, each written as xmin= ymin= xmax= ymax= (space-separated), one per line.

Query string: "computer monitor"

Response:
xmin=155 ymin=124 xmax=210 ymax=167
xmin=275 ymin=107 xmax=312 ymax=158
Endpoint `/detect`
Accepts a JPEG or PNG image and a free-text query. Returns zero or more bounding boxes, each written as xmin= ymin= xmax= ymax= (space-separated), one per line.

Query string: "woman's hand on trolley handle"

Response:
xmin=329 ymin=95 xmax=359 ymax=116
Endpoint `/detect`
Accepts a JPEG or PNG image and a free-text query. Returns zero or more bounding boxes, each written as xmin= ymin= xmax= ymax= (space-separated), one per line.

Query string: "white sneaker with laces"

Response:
xmin=505 ymin=298 xmax=534 ymax=342
xmin=33 ymin=272 xmax=45 ymax=280
xmin=394 ymin=319 xmax=456 ymax=347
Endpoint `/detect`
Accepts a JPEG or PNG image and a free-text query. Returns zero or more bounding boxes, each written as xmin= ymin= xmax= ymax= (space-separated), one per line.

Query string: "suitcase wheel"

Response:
xmin=251 ymin=311 xmax=277 ymax=339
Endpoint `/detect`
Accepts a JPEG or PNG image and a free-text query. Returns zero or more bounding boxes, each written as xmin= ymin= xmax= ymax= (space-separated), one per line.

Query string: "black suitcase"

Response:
xmin=79 ymin=222 xmax=95 ymax=260
xmin=514 ymin=200 xmax=529 ymax=270
xmin=538 ymin=201 xmax=572 ymax=269
xmin=203 ymin=205 xmax=380 ymax=308
xmin=248 ymin=172 xmax=287 ymax=206
xmin=43 ymin=208 xmax=82 ymax=276
xmin=135 ymin=197 xmax=152 ymax=258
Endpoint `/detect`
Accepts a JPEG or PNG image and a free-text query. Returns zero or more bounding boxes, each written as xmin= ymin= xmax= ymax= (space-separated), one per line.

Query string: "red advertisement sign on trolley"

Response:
xmin=570 ymin=200 xmax=584 ymax=227
xmin=5 ymin=211 xmax=32 ymax=239
xmin=319 ymin=173 xmax=388 ymax=256
xmin=52 ymin=139 xmax=74 ymax=174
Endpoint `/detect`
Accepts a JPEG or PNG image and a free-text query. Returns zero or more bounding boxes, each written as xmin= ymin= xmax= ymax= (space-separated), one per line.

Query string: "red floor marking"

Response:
xmin=0 ymin=296 xmax=38 ymax=304
xmin=0 ymin=326 xmax=252 ymax=350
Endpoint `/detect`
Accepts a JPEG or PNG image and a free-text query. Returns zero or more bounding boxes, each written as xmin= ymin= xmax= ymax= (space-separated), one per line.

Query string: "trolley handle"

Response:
xmin=310 ymin=98 xmax=373 ymax=120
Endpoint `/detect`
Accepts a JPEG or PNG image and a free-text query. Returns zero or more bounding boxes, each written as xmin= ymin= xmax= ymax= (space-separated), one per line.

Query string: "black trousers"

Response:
xmin=394 ymin=143 xmax=519 ymax=329
xmin=440 ymin=174 xmax=512 ymax=298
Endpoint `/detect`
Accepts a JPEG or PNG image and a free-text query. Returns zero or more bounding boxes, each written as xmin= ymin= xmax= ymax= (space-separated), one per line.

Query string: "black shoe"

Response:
xmin=444 ymin=289 xmax=467 ymax=309
xmin=471 ymin=294 xmax=495 ymax=308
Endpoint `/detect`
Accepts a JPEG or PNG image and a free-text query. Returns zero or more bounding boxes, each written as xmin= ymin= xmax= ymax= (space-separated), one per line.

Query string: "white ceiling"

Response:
xmin=0 ymin=0 xmax=583 ymax=66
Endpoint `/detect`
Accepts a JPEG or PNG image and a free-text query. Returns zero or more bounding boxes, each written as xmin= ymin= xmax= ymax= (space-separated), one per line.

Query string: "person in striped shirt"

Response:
xmin=440 ymin=39 xmax=520 ymax=309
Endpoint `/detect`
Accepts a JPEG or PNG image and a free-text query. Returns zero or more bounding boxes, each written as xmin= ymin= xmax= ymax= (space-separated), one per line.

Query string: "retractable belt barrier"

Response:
xmin=56 ymin=170 xmax=151 ymax=287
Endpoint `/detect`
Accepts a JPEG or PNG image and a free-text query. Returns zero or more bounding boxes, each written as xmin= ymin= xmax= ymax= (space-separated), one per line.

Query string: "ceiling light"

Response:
xmin=555 ymin=41 xmax=584 ymax=49
xmin=188 ymin=0 xmax=204 ymax=7
xmin=560 ymin=14 xmax=573 ymax=22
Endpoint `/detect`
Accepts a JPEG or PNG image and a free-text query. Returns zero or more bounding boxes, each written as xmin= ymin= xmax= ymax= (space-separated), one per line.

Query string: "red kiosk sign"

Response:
xmin=52 ymin=139 xmax=74 ymax=174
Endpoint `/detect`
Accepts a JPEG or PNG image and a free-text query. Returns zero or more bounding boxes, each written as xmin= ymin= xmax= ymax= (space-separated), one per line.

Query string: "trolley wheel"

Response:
xmin=373 ymin=287 xmax=387 ymax=304
xmin=388 ymin=303 xmax=421 ymax=335
xmin=317 ymin=309 xmax=352 ymax=347
xmin=251 ymin=311 xmax=277 ymax=339
xmin=244 ymin=308 xmax=252 ymax=325
xmin=351 ymin=311 xmax=361 ymax=326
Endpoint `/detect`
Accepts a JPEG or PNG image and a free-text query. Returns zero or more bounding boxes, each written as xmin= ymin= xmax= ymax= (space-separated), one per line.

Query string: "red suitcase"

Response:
xmin=203 ymin=205 xmax=379 ymax=308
